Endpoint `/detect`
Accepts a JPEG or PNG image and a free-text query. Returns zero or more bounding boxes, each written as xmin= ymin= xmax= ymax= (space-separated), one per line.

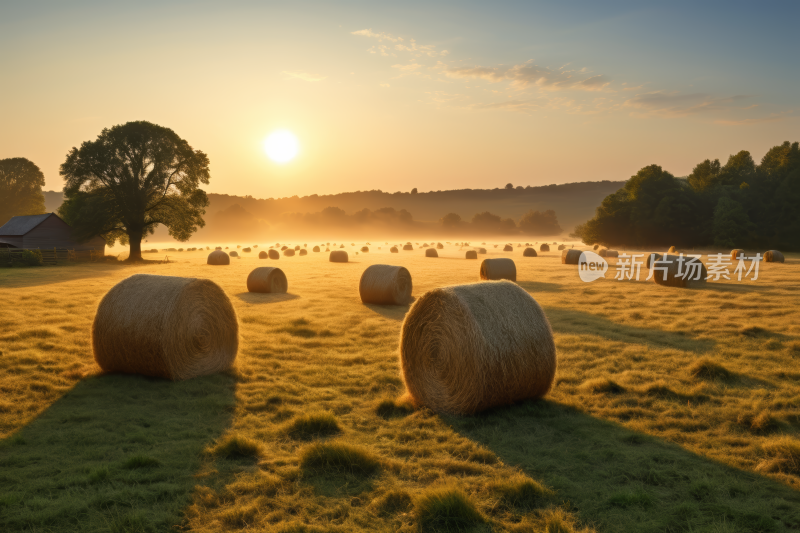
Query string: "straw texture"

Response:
xmin=479 ymin=258 xmax=516 ymax=281
xmin=247 ymin=267 xmax=288 ymax=293
xmin=764 ymin=250 xmax=784 ymax=263
xmin=561 ymin=249 xmax=581 ymax=265
xmin=359 ymin=264 xmax=413 ymax=305
xmin=330 ymin=250 xmax=349 ymax=262
xmin=731 ymin=249 xmax=745 ymax=261
xmin=207 ymin=250 xmax=230 ymax=265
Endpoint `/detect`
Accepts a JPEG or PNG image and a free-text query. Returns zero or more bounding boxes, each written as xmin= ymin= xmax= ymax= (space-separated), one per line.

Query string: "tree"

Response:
xmin=59 ymin=121 xmax=210 ymax=261
xmin=0 ymin=157 xmax=46 ymax=225
xmin=411 ymin=188 xmax=418 ymax=194
xmin=440 ymin=213 xmax=462 ymax=228
xmin=713 ymin=197 xmax=753 ymax=248
xmin=505 ymin=183 xmax=514 ymax=189
xmin=519 ymin=209 xmax=562 ymax=236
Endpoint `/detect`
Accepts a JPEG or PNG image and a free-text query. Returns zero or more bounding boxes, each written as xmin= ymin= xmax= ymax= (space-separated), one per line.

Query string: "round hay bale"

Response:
xmin=92 ymin=274 xmax=238 ymax=381
xmin=330 ymin=250 xmax=348 ymax=262
xmin=215 ymin=246 xmax=222 ymax=250
xmin=730 ymin=249 xmax=746 ymax=261
xmin=646 ymin=253 xmax=662 ymax=269
xmin=557 ymin=244 xmax=566 ymax=251
xmin=207 ymin=250 xmax=230 ymax=265
xmin=268 ymin=249 xmax=279 ymax=260
xmin=247 ymin=267 xmax=288 ymax=293
xmin=340 ymin=244 xmax=345 ymax=249
xmin=425 ymin=248 xmax=438 ymax=258
xmin=561 ymin=249 xmax=581 ymax=265
xmin=478 ymin=248 xmax=487 ymax=254
xmin=479 ymin=258 xmax=516 ymax=281
xmin=243 ymin=247 xmax=251 ymax=253
xmin=399 ymin=280 xmax=556 ymax=415
xmin=523 ymin=247 xmax=537 ymax=257
xmin=503 ymin=244 xmax=513 ymax=252
xmin=283 ymin=249 xmax=295 ymax=257
xmin=598 ymin=249 xmax=618 ymax=258
xmin=361 ymin=246 xmax=369 ymax=252
xmin=281 ymin=246 xmax=288 ymax=251
xmin=465 ymin=250 xmax=478 ymax=259
xmin=229 ymin=251 xmax=239 ymax=258
xmin=668 ymin=246 xmax=677 ymax=254
xmin=390 ymin=246 xmax=399 ymax=253
xmin=359 ymin=265 xmax=412 ymax=305
xmin=593 ymin=244 xmax=600 ymax=250
xmin=764 ymin=250 xmax=784 ymax=263
xmin=539 ymin=244 xmax=550 ymax=252
xmin=652 ymin=254 xmax=708 ymax=288
xmin=403 ymin=244 xmax=413 ymax=251
xmin=294 ymin=245 xmax=300 ymax=251
xmin=312 ymin=246 xmax=320 ymax=252
xmin=299 ymin=249 xmax=307 ymax=256
xmin=258 ymin=251 xmax=267 ymax=259
xmin=436 ymin=243 xmax=444 ymax=249
xmin=422 ymin=243 xmax=429 ymax=248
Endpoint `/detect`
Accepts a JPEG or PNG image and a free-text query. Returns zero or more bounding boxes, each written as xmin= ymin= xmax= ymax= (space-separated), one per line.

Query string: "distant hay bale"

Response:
xmin=299 ymin=249 xmax=307 ymax=256
xmin=465 ymin=250 xmax=478 ymax=259
xmin=390 ymin=246 xmax=399 ymax=253
xmin=229 ymin=251 xmax=239 ymax=258
xmin=651 ymin=254 xmax=707 ymax=288
xmin=478 ymin=248 xmax=487 ymax=254
xmin=243 ymin=247 xmax=251 ymax=253
xmin=668 ymin=246 xmax=677 ymax=253
xmin=294 ymin=245 xmax=300 ymax=251
xmin=312 ymin=246 xmax=320 ymax=252
xmin=340 ymin=244 xmax=345 ymax=249
xmin=283 ymin=249 xmax=295 ymax=257
xmin=215 ymin=246 xmax=222 ymax=250
xmin=598 ymin=249 xmax=618 ymax=258
xmin=258 ymin=251 xmax=267 ymax=259
xmin=330 ymin=250 xmax=348 ymax=263
xmin=539 ymin=244 xmax=550 ymax=252
xmin=523 ymin=247 xmax=537 ymax=257
xmin=764 ymin=250 xmax=784 ymax=263
xmin=425 ymin=248 xmax=438 ymax=258
xmin=207 ymin=250 xmax=230 ymax=265
xmin=422 ymin=243 xmax=429 ymax=248
xmin=437 ymin=243 xmax=443 ymax=249
xmin=731 ymin=249 xmax=745 ymax=260
xmin=92 ymin=274 xmax=238 ymax=381
xmin=479 ymin=258 xmax=516 ymax=281
xmin=268 ymin=249 xmax=280 ymax=259
xmin=361 ymin=246 xmax=369 ymax=252
xmin=359 ymin=265 xmax=412 ymax=305
xmin=561 ymin=249 xmax=581 ymax=265
xmin=247 ymin=267 xmax=288 ymax=294
xmin=281 ymin=246 xmax=288 ymax=250
xmin=399 ymin=280 xmax=556 ymax=414
xmin=557 ymin=244 xmax=566 ymax=251
xmin=646 ymin=253 xmax=662 ymax=269
xmin=503 ymin=245 xmax=513 ymax=252
xmin=403 ymin=244 xmax=413 ymax=251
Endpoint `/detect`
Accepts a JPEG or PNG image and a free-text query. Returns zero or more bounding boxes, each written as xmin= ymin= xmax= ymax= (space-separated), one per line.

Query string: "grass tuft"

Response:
xmin=579 ymin=377 xmax=625 ymax=394
xmin=207 ymin=433 xmax=262 ymax=459
xmin=490 ymin=473 xmax=552 ymax=509
xmin=376 ymin=395 xmax=416 ymax=419
xmin=739 ymin=326 xmax=768 ymax=337
xmin=284 ymin=411 xmax=341 ymax=440
xmin=605 ymin=489 xmax=655 ymax=508
xmin=375 ymin=489 xmax=413 ymax=515
xmin=688 ymin=358 xmax=732 ymax=381
xmin=736 ymin=410 xmax=779 ymax=434
xmin=415 ymin=487 xmax=484 ymax=532
xmin=757 ymin=436 xmax=800 ymax=476
xmin=122 ymin=455 xmax=161 ymax=469
xmin=219 ymin=504 xmax=259 ymax=528
xmin=299 ymin=442 xmax=381 ymax=476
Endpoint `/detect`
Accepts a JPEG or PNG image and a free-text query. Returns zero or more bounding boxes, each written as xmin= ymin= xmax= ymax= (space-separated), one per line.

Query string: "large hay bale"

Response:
xmin=523 ymin=247 xmax=537 ymax=257
xmin=731 ymin=249 xmax=746 ymax=261
xmin=258 ymin=251 xmax=267 ymax=259
xmin=268 ymin=249 xmax=280 ymax=260
xmin=539 ymin=244 xmax=550 ymax=252
xmin=479 ymin=258 xmax=516 ymax=281
xmin=646 ymin=253 xmax=662 ymax=269
xmin=247 ymin=267 xmax=288 ymax=293
xmin=390 ymin=246 xmax=399 ymax=253
xmin=764 ymin=250 xmax=784 ymax=263
xmin=92 ymin=274 xmax=238 ymax=380
xmin=399 ymin=280 xmax=556 ymax=414
xmin=561 ymin=249 xmax=581 ymax=265
xmin=651 ymin=254 xmax=707 ymax=288
xmin=361 ymin=246 xmax=369 ymax=252
xmin=313 ymin=246 xmax=320 ymax=252
xmin=299 ymin=249 xmax=307 ymax=256
xmin=207 ymin=250 xmax=230 ymax=265
xmin=359 ymin=265 xmax=412 ymax=305
xmin=598 ymin=249 xmax=618 ymax=258
xmin=330 ymin=250 xmax=348 ymax=262
xmin=403 ymin=244 xmax=413 ymax=251
xmin=229 ymin=251 xmax=239 ymax=257
xmin=465 ymin=250 xmax=478 ymax=259
xmin=425 ymin=248 xmax=438 ymax=258
xmin=503 ymin=244 xmax=513 ymax=251
xmin=437 ymin=243 xmax=444 ymax=249
xmin=283 ymin=249 xmax=295 ymax=257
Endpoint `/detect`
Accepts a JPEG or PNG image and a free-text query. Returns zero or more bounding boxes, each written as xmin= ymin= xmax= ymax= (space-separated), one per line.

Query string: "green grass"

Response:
xmin=283 ymin=411 xmax=340 ymax=440
xmin=414 ymin=487 xmax=484 ymax=532
xmin=207 ymin=433 xmax=263 ymax=459
xmin=299 ymin=442 xmax=382 ymax=476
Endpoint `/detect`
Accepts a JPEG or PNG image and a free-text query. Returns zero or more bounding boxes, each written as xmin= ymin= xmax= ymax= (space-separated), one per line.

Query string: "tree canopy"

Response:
xmin=0 ymin=157 xmax=46 ymax=226
xmin=519 ymin=209 xmax=562 ymax=236
xmin=58 ymin=121 xmax=211 ymax=260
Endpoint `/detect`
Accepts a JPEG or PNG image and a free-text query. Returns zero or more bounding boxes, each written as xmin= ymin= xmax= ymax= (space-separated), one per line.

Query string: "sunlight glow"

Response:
xmin=263 ymin=130 xmax=299 ymax=164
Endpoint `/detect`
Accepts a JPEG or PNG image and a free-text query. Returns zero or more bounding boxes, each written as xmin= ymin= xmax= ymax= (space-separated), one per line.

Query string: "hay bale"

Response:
xmin=503 ymin=244 xmax=513 ymax=252
xmin=465 ymin=250 xmax=478 ymax=259
xmin=399 ymin=280 xmax=556 ymax=415
xmin=731 ymin=249 xmax=746 ymax=260
xmin=283 ymin=249 xmax=295 ymax=257
xmin=390 ymin=246 xmax=399 ymax=253
xmin=299 ymin=249 xmax=307 ymax=256
xmin=92 ymin=274 xmax=238 ymax=381
xmin=557 ymin=244 xmax=566 ymax=251
xmin=243 ymin=247 xmax=251 ymax=253
xmin=340 ymin=244 xmax=345 ymax=248
xmin=646 ymin=253 xmax=662 ymax=269
xmin=764 ymin=250 xmax=784 ymax=263
xmin=258 ymin=251 xmax=267 ymax=259
xmin=361 ymin=246 xmax=369 ymax=252
xmin=207 ymin=250 xmax=230 ymax=265
xmin=359 ymin=265 xmax=412 ymax=305
xmin=561 ymin=249 xmax=581 ymax=265
xmin=598 ymin=249 xmax=618 ymax=258
xmin=268 ymin=249 xmax=279 ymax=260
xmin=403 ymin=244 xmax=413 ymax=251
xmin=330 ymin=250 xmax=348 ymax=262
xmin=651 ymin=254 xmax=708 ymax=288
xmin=479 ymin=258 xmax=516 ymax=281
xmin=313 ymin=246 xmax=320 ymax=252
xmin=294 ymin=245 xmax=300 ymax=251
xmin=422 ymin=243 xmax=429 ymax=248
xmin=215 ymin=246 xmax=222 ymax=250
xmin=478 ymin=248 xmax=487 ymax=254
xmin=425 ymin=248 xmax=438 ymax=258
xmin=668 ymin=246 xmax=677 ymax=253
xmin=539 ymin=244 xmax=550 ymax=252
xmin=229 ymin=251 xmax=239 ymax=258
xmin=281 ymin=246 xmax=288 ymax=250
xmin=247 ymin=267 xmax=288 ymax=293
xmin=437 ymin=243 xmax=443 ymax=249
xmin=523 ymin=247 xmax=537 ymax=257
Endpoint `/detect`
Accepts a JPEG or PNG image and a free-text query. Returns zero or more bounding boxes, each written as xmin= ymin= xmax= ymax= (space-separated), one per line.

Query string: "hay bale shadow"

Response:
xmin=234 ymin=292 xmax=301 ymax=304
xmin=516 ymin=281 xmax=563 ymax=293
xmin=363 ymin=297 xmax=416 ymax=321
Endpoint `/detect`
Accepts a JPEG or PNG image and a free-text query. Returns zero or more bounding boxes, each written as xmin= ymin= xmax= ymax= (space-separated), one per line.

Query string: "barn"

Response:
xmin=0 ymin=213 xmax=106 ymax=252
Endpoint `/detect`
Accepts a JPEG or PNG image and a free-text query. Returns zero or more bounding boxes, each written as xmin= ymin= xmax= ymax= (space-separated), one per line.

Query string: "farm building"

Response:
xmin=0 ymin=213 xmax=106 ymax=252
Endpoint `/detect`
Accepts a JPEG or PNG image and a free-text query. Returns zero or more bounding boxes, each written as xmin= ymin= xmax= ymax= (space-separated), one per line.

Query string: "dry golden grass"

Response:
xmin=1 ymin=242 xmax=799 ymax=531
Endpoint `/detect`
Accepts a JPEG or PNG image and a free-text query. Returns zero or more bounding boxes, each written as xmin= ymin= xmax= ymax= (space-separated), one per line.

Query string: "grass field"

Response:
xmin=1 ymin=242 xmax=799 ymax=532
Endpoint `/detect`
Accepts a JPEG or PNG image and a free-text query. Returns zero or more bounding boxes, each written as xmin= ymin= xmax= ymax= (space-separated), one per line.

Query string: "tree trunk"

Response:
xmin=127 ymin=230 xmax=143 ymax=261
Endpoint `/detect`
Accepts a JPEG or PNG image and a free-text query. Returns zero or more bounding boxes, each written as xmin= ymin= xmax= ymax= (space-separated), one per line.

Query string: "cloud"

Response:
xmin=282 ymin=71 xmax=326 ymax=82
xmin=470 ymin=99 xmax=541 ymax=112
xmin=445 ymin=62 xmax=611 ymax=92
xmin=352 ymin=29 xmax=446 ymax=57
xmin=392 ymin=63 xmax=421 ymax=71
xmin=623 ymin=92 xmax=749 ymax=117
xmin=351 ymin=29 xmax=399 ymax=42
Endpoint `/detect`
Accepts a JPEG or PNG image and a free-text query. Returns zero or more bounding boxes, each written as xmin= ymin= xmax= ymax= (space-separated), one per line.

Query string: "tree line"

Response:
xmin=572 ymin=141 xmax=800 ymax=251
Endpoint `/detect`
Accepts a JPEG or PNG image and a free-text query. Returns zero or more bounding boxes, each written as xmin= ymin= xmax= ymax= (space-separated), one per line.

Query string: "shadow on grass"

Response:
xmin=0 ymin=373 xmax=236 ymax=532
xmin=235 ymin=292 xmax=301 ymax=304
xmin=445 ymin=400 xmax=800 ymax=533
xmin=545 ymin=307 xmax=716 ymax=353
xmin=517 ymin=281 xmax=564 ymax=293
xmin=0 ymin=262 xmax=133 ymax=289
xmin=363 ymin=297 xmax=417 ymax=321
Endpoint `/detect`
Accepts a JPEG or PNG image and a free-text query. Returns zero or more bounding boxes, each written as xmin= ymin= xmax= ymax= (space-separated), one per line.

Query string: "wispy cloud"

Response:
xmin=446 ymin=62 xmax=611 ymax=92
xmin=351 ymin=29 xmax=399 ymax=42
xmin=352 ymin=28 xmax=448 ymax=58
xmin=392 ymin=63 xmax=421 ymax=71
xmin=282 ymin=71 xmax=326 ymax=82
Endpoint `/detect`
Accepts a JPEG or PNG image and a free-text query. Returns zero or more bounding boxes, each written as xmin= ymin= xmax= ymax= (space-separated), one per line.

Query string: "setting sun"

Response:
xmin=263 ymin=130 xmax=299 ymax=164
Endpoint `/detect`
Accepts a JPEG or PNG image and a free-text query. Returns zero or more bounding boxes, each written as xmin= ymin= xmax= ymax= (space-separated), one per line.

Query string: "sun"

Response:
xmin=263 ymin=130 xmax=299 ymax=163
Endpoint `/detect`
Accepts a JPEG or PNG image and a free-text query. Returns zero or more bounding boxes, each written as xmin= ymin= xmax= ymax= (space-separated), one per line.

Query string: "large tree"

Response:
xmin=59 ymin=121 xmax=210 ymax=261
xmin=0 ymin=157 xmax=47 ymax=226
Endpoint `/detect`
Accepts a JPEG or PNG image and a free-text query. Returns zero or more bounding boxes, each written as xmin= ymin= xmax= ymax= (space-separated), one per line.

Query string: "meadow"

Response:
xmin=1 ymin=242 xmax=799 ymax=533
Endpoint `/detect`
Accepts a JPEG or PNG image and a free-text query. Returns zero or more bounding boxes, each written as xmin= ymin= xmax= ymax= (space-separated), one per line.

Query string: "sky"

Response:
xmin=1 ymin=0 xmax=798 ymax=198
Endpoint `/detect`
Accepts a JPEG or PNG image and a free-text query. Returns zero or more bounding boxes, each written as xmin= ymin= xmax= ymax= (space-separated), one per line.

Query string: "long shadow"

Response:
xmin=0 ymin=373 xmax=235 ymax=532
xmin=235 ymin=292 xmax=301 ymax=304
xmin=445 ymin=400 xmax=800 ymax=533
xmin=517 ymin=281 xmax=564 ymax=293
xmin=0 ymin=262 xmax=133 ymax=289
xmin=545 ymin=306 xmax=716 ymax=353
xmin=363 ymin=297 xmax=417 ymax=321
